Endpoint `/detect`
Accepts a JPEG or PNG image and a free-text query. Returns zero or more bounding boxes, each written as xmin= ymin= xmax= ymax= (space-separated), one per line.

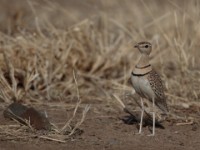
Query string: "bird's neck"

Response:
xmin=132 ymin=54 xmax=152 ymax=75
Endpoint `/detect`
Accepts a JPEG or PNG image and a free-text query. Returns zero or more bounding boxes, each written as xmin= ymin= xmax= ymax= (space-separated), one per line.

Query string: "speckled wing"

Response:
xmin=147 ymin=69 xmax=169 ymax=113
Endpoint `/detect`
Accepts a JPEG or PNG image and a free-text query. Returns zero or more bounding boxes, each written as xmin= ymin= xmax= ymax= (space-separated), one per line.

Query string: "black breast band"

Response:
xmin=131 ymin=71 xmax=150 ymax=76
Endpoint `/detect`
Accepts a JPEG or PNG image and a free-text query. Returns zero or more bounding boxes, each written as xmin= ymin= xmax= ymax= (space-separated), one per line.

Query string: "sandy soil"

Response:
xmin=0 ymin=103 xmax=199 ymax=150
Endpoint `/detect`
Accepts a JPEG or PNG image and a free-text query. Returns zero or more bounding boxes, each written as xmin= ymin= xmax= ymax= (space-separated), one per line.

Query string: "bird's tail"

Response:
xmin=156 ymin=100 xmax=169 ymax=115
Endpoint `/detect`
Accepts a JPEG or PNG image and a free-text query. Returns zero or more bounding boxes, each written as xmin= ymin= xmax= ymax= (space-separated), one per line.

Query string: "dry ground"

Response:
xmin=0 ymin=0 xmax=200 ymax=149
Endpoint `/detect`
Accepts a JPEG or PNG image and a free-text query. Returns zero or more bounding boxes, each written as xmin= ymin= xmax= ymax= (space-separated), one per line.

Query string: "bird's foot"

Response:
xmin=135 ymin=131 xmax=143 ymax=135
xmin=147 ymin=133 xmax=155 ymax=136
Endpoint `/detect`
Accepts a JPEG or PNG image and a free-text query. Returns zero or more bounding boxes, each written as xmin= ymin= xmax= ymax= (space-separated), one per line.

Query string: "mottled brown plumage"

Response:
xmin=147 ymin=69 xmax=168 ymax=113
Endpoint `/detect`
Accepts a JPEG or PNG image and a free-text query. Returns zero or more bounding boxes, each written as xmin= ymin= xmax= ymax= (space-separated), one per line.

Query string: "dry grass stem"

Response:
xmin=60 ymin=70 xmax=90 ymax=135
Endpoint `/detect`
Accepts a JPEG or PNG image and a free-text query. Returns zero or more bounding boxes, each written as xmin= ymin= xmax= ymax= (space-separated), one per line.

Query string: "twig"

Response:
xmin=176 ymin=121 xmax=194 ymax=126
xmin=68 ymin=104 xmax=91 ymax=136
xmin=39 ymin=135 xmax=66 ymax=143
xmin=60 ymin=69 xmax=82 ymax=133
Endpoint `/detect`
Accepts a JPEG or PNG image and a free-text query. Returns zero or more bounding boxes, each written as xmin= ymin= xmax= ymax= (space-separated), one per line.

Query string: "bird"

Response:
xmin=131 ymin=41 xmax=168 ymax=136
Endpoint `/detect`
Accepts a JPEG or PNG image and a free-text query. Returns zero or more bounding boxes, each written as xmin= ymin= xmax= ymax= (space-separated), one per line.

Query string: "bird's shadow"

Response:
xmin=120 ymin=108 xmax=165 ymax=129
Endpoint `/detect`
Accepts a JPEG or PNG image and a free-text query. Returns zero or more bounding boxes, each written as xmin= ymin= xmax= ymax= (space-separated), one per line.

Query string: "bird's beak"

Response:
xmin=134 ymin=44 xmax=138 ymax=48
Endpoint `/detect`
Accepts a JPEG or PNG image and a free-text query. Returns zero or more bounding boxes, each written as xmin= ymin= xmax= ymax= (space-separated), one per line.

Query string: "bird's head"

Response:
xmin=134 ymin=41 xmax=152 ymax=55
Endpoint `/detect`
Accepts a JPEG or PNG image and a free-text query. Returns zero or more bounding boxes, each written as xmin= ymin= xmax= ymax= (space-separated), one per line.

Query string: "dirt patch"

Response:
xmin=0 ymin=104 xmax=199 ymax=150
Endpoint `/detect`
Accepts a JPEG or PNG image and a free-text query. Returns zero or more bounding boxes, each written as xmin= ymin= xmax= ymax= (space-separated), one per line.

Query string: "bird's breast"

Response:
xmin=131 ymin=75 xmax=155 ymax=101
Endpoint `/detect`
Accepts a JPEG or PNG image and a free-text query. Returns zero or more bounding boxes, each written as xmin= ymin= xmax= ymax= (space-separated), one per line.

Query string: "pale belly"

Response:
xmin=131 ymin=75 xmax=155 ymax=101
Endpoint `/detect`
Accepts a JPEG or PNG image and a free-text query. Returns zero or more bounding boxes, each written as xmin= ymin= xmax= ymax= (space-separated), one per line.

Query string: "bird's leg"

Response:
xmin=138 ymin=98 xmax=144 ymax=134
xmin=148 ymin=98 xmax=155 ymax=136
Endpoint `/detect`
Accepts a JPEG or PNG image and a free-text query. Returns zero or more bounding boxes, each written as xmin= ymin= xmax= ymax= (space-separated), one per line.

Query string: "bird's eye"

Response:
xmin=145 ymin=45 xmax=149 ymax=48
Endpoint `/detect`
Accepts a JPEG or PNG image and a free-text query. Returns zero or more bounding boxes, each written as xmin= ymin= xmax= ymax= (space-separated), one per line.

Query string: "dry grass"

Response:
xmin=0 ymin=0 xmax=200 ymax=142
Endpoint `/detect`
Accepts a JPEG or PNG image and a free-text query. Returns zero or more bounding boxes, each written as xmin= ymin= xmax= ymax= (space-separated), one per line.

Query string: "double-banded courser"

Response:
xmin=131 ymin=41 xmax=168 ymax=136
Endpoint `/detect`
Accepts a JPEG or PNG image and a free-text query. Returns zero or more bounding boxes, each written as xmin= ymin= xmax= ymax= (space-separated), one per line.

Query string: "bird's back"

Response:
xmin=147 ymin=69 xmax=169 ymax=113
